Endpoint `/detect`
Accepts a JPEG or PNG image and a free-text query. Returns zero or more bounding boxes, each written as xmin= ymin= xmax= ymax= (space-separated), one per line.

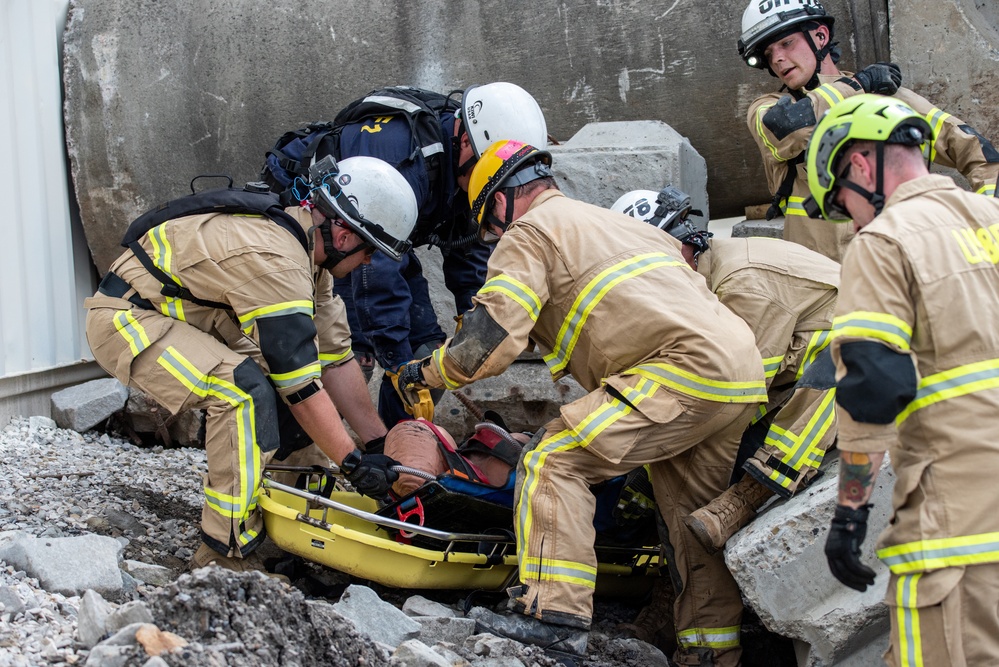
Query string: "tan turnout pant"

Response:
xmin=512 ymin=376 xmax=757 ymax=667
xmin=86 ymin=300 xmax=282 ymax=557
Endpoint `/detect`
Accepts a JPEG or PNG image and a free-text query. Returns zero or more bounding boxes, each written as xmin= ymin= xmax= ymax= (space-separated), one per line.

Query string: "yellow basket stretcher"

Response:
xmin=259 ymin=467 xmax=663 ymax=594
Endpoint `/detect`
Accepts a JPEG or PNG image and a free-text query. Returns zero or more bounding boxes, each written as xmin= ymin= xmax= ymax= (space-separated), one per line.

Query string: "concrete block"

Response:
xmin=890 ymin=0 xmax=999 ymax=143
xmin=431 ymin=359 xmax=587 ymax=440
xmin=125 ymin=389 xmax=204 ymax=447
xmin=725 ymin=458 xmax=895 ymax=666
xmin=403 ymin=595 xmax=457 ymax=618
xmin=332 ymin=584 xmax=421 ymax=649
xmin=50 ymin=378 xmax=128 ymax=433
xmin=0 ymin=533 xmax=125 ymax=600
xmin=731 ymin=218 xmax=784 ymax=240
xmin=415 ymin=616 xmax=477 ymax=647
xmin=549 ymin=121 xmax=709 ymax=226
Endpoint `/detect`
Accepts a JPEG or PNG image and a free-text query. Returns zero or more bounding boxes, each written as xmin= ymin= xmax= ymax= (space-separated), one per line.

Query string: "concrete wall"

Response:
xmin=63 ymin=0 xmax=892 ymax=274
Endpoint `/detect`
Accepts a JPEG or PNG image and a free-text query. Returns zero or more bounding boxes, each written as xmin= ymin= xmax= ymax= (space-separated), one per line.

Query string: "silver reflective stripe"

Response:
xmin=421 ymin=142 xmax=444 ymax=157
xmin=362 ymin=95 xmax=422 ymax=114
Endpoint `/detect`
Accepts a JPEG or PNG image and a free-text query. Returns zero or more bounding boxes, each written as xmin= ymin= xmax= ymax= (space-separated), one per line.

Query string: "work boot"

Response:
xmin=190 ymin=543 xmax=289 ymax=582
xmin=617 ymin=577 xmax=677 ymax=657
xmin=683 ymin=477 xmax=775 ymax=554
xmin=469 ymin=607 xmax=589 ymax=658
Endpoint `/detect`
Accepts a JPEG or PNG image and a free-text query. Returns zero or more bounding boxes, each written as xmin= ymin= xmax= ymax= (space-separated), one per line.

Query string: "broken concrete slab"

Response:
xmin=403 ymin=595 xmax=457 ymax=618
xmin=121 ymin=560 xmax=172 ymax=587
xmin=725 ymin=458 xmax=895 ymax=666
xmin=0 ymin=533 xmax=125 ymax=601
xmin=78 ymin=589 xmax=115 ymax=648
xmin=549 ymin=120 xmax=709 ymax=226
xmin=332 ymin=584 xmax=421 ymax=649
xmin=50 ymin=378 xmax=128 ymax=433
xmin=731 ymin=218 xmax=784 ymax=240
xmin=415 ymin=616 xmax=477 ymax=647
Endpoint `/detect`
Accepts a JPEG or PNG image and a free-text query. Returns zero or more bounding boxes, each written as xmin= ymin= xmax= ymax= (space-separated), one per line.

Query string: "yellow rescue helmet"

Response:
xmin=467 ymin=140 xmax=552 ymax=241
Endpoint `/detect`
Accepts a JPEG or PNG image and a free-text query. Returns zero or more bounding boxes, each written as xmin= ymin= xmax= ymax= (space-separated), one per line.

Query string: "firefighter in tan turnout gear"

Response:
xmin=612 ymin=188 xmax=840 ymax=553
xmin=807 ymin=95 xmax=999 ymax=666
xmin=393 ymin=140 xmax=767 ymax=666
xmin=740 ymin=0 xmax=999 ymax=262
xmin=85 ymin=156 xmax=417 ymax=573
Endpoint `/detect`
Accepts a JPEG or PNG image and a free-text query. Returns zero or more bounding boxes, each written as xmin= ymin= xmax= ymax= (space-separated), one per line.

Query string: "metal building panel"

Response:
xmin=0 ymin=0 xmax=93 ymax=377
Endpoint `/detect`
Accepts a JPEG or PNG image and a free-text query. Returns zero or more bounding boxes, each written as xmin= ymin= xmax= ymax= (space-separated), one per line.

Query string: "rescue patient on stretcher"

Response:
xmin=382 ymin=418 xmax=528 ymax=497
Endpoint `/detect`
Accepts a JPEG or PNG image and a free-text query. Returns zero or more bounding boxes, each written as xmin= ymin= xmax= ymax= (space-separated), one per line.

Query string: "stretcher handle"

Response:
xmin=262 ymin=476 xmax=511 ymax=543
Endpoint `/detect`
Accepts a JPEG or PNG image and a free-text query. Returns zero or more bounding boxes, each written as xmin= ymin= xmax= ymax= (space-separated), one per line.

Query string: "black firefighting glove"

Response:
xmin=825 ymin=504 xmax=877 ymax=592
xmin=339 ymin=449 xmax=399 ymax=498
xmin=854 ymin=63 xmax=902 ymax=96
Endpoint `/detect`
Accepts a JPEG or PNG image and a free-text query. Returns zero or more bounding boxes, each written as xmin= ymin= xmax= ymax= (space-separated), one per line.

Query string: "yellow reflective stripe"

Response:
xmin=544 ymin=253 xmax=685 ymax=375
xmin=625 ymin=363 xmax=768 ymax=403
xmin=878 ymin=532 xmax=999 ymax=574
xmin=480 ymin=275 xmax=542 ymax=322
xmin=516 ymin=381 xmax=657 ymax=574
xmin=784 ymin=195 xmax=808 ymax=217
xmin=113 ymin=310 xmax=152 ymax=357
xmin=516 ymin=429 xmax=580 ymax=572
xmin=431 ymin=345 xmax=461 ymax=390
xmin=896 ymin=357 xmax=999 ymax=423
xmin=677 ymin=626 xmax=740 ymax=649
xmin=897 ymin=573 xmax=924 ymax=667
xmin=764 ymin=423 xmax=796 ymax=455
xmin=269 ymin=363 xmax=322 ymax=388
xmin=160 ymin=296 xmax=186 ymax=322
xmin=319 ymin=349 xmax=351 ymax=366
xmin=762 ymin=355 xmax=784 ymax=379
xmin=750 ymin=403 xmax=768 ymax=425
xmin=148 ymin=224 xmax=176 ymax=280
xmin=813 ymin=83 xmax=845 ymax=109
xmin=832 ymin=311 xmax=912 ymax=350
xmin=765 ymin=467 xmax=795 ymax=490
xmin=977 ymin=183 xmax=997 ymax=197
xmin=796 ymin=329 xmax=832 ymax=380
xmin=755 ymin=103 xmax=786 ymax=162
xmin=925 ymin=107 xmax=951 ymax=163
xmin=239 ymin=527 xmax=259 ymax=546
xmin=521 ymin=557 xmax=597 ymax=588
xmin=238 ymin=300 xmax=315 ymax=329
xmin=156 ymin=345 xmax=260 ymax=528
xmin=205 ymin=487 xmax=242 ymax=516
xmin=776 ymin=389 xmax=836 ymax=470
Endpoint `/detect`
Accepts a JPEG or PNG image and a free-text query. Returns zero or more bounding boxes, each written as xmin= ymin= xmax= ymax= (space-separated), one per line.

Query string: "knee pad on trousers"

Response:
xmin=232 ymin=358 xmax=280 ymax=453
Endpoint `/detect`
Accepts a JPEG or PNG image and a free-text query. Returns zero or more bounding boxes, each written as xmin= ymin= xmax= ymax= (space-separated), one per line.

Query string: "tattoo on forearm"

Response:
xmin=840 ymin=452 xmax=873 ymax=504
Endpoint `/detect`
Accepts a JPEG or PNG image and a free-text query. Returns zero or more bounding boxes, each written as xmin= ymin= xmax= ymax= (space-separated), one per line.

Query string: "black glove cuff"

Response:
xmin=364 ymin=436 xmax=386 ymax=455
xmin=833 ymin=503 xmax=872 ymax=525
xmin=340 ymin=449 xmax=363 ymax=475
xmin=399 ymin=361 xmax=425 ymax=388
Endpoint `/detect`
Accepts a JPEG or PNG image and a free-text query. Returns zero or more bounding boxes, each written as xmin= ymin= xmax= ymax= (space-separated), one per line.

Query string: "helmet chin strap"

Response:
xmin=310 ymin=217 xmax=368 ymax=273
xmin=838 ymin=144 xmax=888 ymax=217
xmin=801 ymin=29 xmax=840 ymax=91
xmin=484 ymin=186 xmax=518 ymax=235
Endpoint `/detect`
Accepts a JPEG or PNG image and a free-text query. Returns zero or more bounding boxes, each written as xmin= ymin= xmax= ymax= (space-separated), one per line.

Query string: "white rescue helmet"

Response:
xmin=460 ymin=83 xmax=549 ymax=158
xmin=611 ymin=190 xmax=661 ymax=223
xmin=309 ymin=155 xmax=418 ymax=261
xmin=738 ymin=0 xmax=833 ymax=69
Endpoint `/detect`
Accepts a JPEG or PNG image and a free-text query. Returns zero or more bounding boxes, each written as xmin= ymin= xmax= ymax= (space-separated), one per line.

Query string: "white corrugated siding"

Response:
xmin=0 ymin=0 xmax=95 ymax=378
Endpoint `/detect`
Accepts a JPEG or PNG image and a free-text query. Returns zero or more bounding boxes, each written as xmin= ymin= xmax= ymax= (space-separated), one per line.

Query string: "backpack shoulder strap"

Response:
xmin=122 ymin=186 xmax=308 ymax=309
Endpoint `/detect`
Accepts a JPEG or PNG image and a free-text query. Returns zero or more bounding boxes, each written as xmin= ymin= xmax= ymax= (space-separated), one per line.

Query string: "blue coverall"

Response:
xmin=335 ymin=110 xmax=490 ymax=427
